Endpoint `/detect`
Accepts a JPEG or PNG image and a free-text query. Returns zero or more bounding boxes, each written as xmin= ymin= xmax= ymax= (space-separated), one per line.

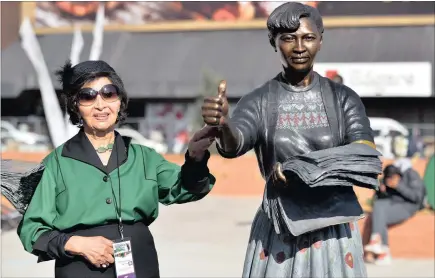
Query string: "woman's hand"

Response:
xmin=202 ymin=80 xmax=229 ymax=126
xmin=65 ymin=236 xmax=114 ymax=268
xmin=188 ymin=125 xmax=219 ymax=161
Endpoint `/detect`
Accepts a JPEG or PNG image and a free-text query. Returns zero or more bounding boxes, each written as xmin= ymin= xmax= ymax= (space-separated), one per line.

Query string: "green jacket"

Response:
xmin=17 ymin=130 xmax=216 ymax=254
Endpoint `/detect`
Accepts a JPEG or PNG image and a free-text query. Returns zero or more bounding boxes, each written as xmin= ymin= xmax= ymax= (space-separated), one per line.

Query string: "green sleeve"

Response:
xmin=150 ymin=150 xmax=216 ymax=205
xmin=17 ymin=167 xmax=57 ymax=253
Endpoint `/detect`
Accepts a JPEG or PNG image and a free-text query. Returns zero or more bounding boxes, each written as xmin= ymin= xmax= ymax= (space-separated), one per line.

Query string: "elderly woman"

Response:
xmin=202 ymin=2 xmax=376 ymax=277
xmin=16 ymin=60 xmax=217 ymax=278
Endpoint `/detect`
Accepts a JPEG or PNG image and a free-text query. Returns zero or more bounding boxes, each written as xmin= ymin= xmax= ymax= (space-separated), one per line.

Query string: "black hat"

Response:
xmin=56 ymin=60 xmax=125 ymax=95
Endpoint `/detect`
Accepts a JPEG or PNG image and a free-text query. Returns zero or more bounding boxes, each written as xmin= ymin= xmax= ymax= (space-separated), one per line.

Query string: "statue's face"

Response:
xmin=275 ymin=17 xmax=322 ymax=72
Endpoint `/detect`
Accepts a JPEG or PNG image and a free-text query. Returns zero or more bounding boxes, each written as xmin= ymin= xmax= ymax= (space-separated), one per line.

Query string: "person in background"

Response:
xmin=364 ymin=162 xmax=426 ymax=265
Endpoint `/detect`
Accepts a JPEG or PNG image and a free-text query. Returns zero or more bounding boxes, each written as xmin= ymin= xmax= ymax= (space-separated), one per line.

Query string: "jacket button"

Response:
xmin=106 ymin=198 xmax=112 ymax=204
xmin=103 ymin=176 xmax=108 ymax=182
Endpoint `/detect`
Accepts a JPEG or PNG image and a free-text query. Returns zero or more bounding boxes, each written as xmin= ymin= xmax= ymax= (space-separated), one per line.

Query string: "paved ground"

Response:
xmin=1 ymin=196 xmax=434 ymax=277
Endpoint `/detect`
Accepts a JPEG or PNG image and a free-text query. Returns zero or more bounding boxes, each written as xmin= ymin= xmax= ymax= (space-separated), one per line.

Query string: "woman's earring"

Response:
xmin=79 ymin=118 xmax=84 ymax=126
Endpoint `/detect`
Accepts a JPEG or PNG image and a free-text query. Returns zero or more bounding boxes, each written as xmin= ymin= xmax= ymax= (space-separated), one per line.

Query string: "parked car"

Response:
xmin=116 ymin=127 xmax=168 ymax=154
xmin=369 ymin=117 xmax=409 ymax=159
xmin=1 ymin=120 xmax=49 ymax=145
xmin=1 ymin=120 xmax=51 ymax=152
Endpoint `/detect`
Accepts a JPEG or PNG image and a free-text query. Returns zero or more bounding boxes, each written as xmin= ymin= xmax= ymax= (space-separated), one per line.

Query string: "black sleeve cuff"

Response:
xmin=181 ymin=150 xmax=211 ymax=193
xmin=32 ymin=231 xmax=75 ymax=262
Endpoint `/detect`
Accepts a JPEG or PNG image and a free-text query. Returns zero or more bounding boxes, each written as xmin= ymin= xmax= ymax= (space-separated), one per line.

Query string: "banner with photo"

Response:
xmin=21 ymin=1 xmax=435 ymax=34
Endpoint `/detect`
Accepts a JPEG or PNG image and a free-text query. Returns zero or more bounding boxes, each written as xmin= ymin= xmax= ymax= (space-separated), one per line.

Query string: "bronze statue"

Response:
xmin=202 ymin=2 xmax=377 ymax=277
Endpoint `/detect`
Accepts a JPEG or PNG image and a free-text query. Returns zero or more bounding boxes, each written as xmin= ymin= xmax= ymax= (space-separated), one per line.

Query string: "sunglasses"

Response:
xmin=77 ymin=84 xmax=120 ymax=106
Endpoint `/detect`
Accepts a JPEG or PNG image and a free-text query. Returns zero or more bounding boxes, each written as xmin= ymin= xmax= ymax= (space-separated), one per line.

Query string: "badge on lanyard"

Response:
xmin=107 ymin=161 xmax=135 ymax=277
xmin=113 ymin=237 xmax=136 ymax=278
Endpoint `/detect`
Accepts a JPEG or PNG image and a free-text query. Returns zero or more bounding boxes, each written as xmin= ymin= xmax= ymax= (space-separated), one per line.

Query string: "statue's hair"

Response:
xmin=266 ymin=2 xmax=324 ymax=48
xmin=55 ymin=60 xmax=128 ymax=126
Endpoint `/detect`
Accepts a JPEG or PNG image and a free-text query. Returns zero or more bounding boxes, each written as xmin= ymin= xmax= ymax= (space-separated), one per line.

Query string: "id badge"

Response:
xmin=113 ymin=238 xmax=136 ymax=278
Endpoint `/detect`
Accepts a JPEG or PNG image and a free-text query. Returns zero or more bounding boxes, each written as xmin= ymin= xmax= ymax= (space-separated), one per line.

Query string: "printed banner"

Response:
xmin=21 ymin=1 xmax=435 ymax=34
xmin=314 ymin=62 xmax=433 ymax=97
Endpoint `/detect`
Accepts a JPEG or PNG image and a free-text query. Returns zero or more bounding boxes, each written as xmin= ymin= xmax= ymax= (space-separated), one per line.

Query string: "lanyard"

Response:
xmin=109 ymin=176 xmax=123 ymax=239
xmin=108 ymin=147 xmax=124 ymax=239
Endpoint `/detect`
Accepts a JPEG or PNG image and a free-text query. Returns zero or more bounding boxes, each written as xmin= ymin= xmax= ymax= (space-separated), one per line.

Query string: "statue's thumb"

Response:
xmin=218 ymin=80 xmax=227 ymax=98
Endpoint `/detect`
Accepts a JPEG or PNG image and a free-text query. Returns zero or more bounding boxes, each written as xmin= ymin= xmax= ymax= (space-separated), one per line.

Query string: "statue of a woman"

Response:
xmin=201 ymin=2 xmax=375 ymax=277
